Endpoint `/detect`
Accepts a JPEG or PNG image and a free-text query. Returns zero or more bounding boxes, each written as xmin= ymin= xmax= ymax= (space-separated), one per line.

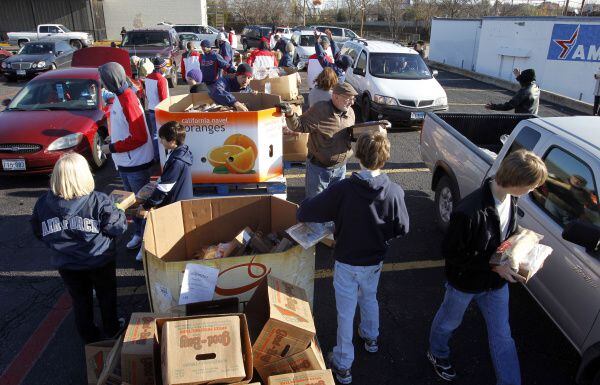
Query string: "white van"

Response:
xmin=341 ymin=40 xmax=448 ymax=124
xmin=290 ymin=30 xmax=332 ymax=70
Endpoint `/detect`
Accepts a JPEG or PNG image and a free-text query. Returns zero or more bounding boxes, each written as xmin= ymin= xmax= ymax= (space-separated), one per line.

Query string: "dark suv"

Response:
xmin=240 ymin=25 xmax=272 ymax=51
xmin=120 ymin=26 xmax=181 ymax=87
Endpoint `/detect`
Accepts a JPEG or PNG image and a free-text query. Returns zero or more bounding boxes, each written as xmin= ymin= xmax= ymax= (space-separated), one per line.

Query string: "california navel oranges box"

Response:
xmin=155 ymin=93 xmax=284 ymax=184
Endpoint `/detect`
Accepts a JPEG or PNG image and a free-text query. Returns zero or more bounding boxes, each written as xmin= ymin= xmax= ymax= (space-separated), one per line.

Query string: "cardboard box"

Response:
xmin=155 ymin=93 xmax=283 ymax=184
xmin=245 ymin=276 xmax=316 ymax=363
xmin=350 ymin=120 xmax=390 ymax=140
xmin=268 ymin=370 xmax=335 ymax=385
xmin=250 ymin=74 xmax=299 ymax=101
xmin=85 ymin=336 xmax=124 ymax=385
xmin=282 ymin=133 xmax=308 ymax=162
xmin=142 ymin=196 xmax=316 ymax=314
xmin=121 ymin=313 xmax=157 ymax=385
xmin=156 ymin=314 xmax=253 ymax=385
xmin=255 ymin=338 xmax=325 ymax=381
xmin=110 ymin=190 xmax=136 ymax=209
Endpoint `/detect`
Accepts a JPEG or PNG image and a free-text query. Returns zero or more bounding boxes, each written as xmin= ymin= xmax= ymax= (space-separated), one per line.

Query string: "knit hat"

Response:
xmin=236 ymin=63 xmax=253 ymax=77
xmin=186 ymin=68 xmax=203 ymax=83
xmin=153 ymin=56 xmax=167 ymax=69
xmin=516 ymin=68 xmax=536 ymax=84
xmin=336 ymin=55 xmax=353 ymax=71
xmin=200 ymin=39 xmax=211 ymax=48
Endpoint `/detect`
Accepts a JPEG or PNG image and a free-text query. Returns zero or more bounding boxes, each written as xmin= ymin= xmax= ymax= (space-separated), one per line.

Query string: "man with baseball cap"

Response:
xmin=209 ymin=63 xmax=254 ymax=112
xmin=144 ymin=56 xmax=169 ymax=160
xmin=217 ymin=32 xmax=234 ymax=65
xmin=198 ymin=39 xmax=235 ymax=86
xmin=315 ymin=29 xmax=354 ymax=84
xmin=282 ymin=82 xmax=358 ymax=197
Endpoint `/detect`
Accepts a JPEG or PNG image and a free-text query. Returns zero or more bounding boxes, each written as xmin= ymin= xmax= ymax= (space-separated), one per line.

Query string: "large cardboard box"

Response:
xmin=245 ymin=276 xmax=316 ymax=364
xmin=268 ymin=370 xmax=335 ymax=385
xmin=282 ymin=134 xmax=308 ymax=162
xmin=121 ymin=313 xmax=157 ymax=385
xmin=85 ymin=336 xmax=123 ymax=385
xmin=156 ymin=314 xmax=253 ymax=385
xmin=155 ymin=93 xmax=283 ymax=184
xmin=142 ymin=196 xmax=315 ymax=314
xmin=249 ymin=74 xmax=299 ymax=101
xmin=255 ymin=338 xmax=325 ymax=381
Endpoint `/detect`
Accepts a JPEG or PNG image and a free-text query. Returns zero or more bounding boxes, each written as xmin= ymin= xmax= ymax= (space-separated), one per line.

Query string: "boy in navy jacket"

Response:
xmin=137 ymin=121 xmax=193 ymax=260
xmin=209 ymin=63 xmax=254 ymax=111
xmin=297 ymin=131 xmax=409 ymax=384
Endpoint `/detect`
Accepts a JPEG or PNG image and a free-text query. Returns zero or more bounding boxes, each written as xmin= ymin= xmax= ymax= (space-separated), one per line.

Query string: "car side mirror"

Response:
xmin=1 ymin=99 xmax=11 ymax=107
xmin=562 ymin=220 xmax=600 ymax=252
xmin=432 ymin=70 xmax=438 ymax=77
xmin=354 ymin=67 xmax=365 ymax=76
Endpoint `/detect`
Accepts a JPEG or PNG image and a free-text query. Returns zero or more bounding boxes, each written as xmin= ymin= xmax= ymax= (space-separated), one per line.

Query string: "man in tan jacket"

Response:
xmin=283 ymin=82 xmax=357 ymax=198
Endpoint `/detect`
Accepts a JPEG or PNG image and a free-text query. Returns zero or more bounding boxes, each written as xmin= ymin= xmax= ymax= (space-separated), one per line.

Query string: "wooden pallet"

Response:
xmin=193 ymin=177 xmax=287 ymax=197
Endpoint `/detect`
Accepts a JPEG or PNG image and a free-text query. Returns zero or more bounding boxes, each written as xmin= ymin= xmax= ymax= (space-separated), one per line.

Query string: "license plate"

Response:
xmin=411 ymin=112 xmax=425 ymax=120
xmin=16 ymin=70 xmax=26 ymax=76
xmin=2 ymin=159 xmax=26 ymax=171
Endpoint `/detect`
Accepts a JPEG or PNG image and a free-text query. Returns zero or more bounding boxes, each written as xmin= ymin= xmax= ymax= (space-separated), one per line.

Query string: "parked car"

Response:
xmin=313 ymin=25 xmax=359 ymax=42
xmin=7 ymin=24 xmax=93 ymax=49
xmin=120 ymin=26 xmax=181 ymax=87
xmin=420 ymin=112 xmax=600 ymax=384
xmin=1 ymin=41 xmax=74 ymax=81
xmin=341 ymin=40 xmax=448 ymax=124
xmin=290 ymin=30 xmax=332 ymax=70
xmin=273 ymin=27 xmax=293 ymax=40
xmin=240 ymin=25 xmax=272 ymax=51
xmin=173 ymin=25 xmax=219 ymax=45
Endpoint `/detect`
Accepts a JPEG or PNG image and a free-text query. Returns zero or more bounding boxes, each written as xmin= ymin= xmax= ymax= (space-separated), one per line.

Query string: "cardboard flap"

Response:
xmin=147 ymin=202 xmax=186 ymax=261
xmin=235 ymin=92 xmax=282 ymax=111
xmin=270 ymin=197 xmax=298 ymax=233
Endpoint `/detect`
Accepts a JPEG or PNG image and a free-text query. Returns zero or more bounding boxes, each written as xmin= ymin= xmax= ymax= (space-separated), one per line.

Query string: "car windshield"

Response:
xmin=260 ymin=28 xmax=271 ymax=36
xmin=8 ymin=79 xmax=99 ymax=111
xmin=19 ymin=43 xmax=53 ymax=55
xmin=122 ymin=32 xmax=170 ymax=47
xmin=59 ymin=25 xmax=71 ymax=32
xmin=300 ymin=35 xmax=317 ymax=47
xmin=207 ymin=26 xmax=220 ymax=33
xmin=174 ymin=25 xmax=201 ymax=34
xmin=180 ymin=33 xmax=199 ymax=41
xmin=368 ymin=53 xmax=432 ymax=80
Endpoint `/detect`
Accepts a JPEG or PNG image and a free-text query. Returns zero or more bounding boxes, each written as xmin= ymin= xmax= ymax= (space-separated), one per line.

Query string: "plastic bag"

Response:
xmin=518 ymin=244 xmax=553 ymax=281
xmin=490 ymin=228 xmax=544 ymax=270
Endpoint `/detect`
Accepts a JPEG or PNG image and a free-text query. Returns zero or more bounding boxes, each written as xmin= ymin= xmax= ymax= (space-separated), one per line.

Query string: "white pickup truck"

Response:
xmin=7 ymin=24 xmax=93 ymax=49
xmin=420 ymin=112 xmax=600 ymax=384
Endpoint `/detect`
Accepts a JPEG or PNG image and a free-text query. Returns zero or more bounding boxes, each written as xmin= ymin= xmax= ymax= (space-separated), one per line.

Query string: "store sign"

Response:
xmin=547 ymin=24 xmax=600 ymax=62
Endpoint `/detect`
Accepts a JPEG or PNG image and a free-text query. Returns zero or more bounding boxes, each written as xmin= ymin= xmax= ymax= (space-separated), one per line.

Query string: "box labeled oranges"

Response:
xmin=155 ymin=93 xmax=283 ymax=184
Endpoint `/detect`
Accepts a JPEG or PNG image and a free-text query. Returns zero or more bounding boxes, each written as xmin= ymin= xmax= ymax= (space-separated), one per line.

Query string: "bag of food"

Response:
xmin=518 ymin=244 xmax=553 ymax=282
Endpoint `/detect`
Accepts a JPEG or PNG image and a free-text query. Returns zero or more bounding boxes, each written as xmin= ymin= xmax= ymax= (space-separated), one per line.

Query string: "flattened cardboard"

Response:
xmin=122 ymin=313 xmax=157 ymax=385
xmin=245 ymin=276 xmax=316 ymax=362
xmin=267 ymin=370 xmax=335 ymax=385
xmin=255 ymin=338 xmax=326 ymax=381
xmin=156 ymin=314 xmax=253 ymax=385
xmin=110 ymin=190 xmax=136 ymax=209
xmin=350 ymin=120 xmax=390 ymax=140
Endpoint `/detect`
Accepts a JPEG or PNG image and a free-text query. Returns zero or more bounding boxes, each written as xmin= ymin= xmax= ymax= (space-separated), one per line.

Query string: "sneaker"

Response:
xmin=135 ymin=248 xmax=144 ymax=262
xmin=427 ymin=350 xmax=457 ymax=381
xmin=357 ymin=329 xmax=378 ymax=353
xmin=126 ymin=235 xmax=142 ymax=250
xmin=326 ymin=352 xmax=352 ymax=384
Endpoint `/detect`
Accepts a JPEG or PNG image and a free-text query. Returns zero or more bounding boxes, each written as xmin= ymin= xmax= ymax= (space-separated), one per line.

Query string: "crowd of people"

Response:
xmin=28 ymin=25 xmax=559 ymax=385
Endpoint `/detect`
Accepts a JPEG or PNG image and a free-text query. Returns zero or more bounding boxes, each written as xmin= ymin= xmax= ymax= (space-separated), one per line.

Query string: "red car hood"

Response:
xmin=0 ymin=110 xmax=99 ymax=145
xmin=72 ymin=47 xmax=133 ymax=77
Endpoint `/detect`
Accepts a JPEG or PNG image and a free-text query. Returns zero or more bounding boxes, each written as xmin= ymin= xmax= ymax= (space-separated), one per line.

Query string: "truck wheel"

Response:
xmin=167 ymin=67 xmax=177 ymax=88
xmin=90 ymin=131 xmax=107 ymax=169
xmin=361 ymin=95 xmax=372 ymax=122
xmin=434 ymin=175 xmax=458 ymax=232
xmin=70 ymin=40 xmax=83 ymax=50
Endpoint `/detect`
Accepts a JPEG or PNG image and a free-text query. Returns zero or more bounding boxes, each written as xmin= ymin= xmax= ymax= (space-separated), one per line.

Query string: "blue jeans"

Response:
xmin=305 ymin=159 xmax=346 ymax=199
xmin=332 ymin=261 xmax=383 ymax=370
xmin=429 ymin=283 xmax=521 ymax=385
xmin=119 ymin=168 xmax=151 ymax=237
xmin=147 ymin=110 xmax=159 ymax=161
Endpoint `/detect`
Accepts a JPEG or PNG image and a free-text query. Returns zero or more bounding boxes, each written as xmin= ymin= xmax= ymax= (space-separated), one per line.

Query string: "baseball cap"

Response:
xmin=236 ymin=63 xmax=253 ymax=77
xmin=200 ymin=39 xmax=211 ymax=48
xmin=332 ymin=82 xmax=358 ymax=97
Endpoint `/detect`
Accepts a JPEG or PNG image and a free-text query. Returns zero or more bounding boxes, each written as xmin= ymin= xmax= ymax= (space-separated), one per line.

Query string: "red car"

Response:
xmin=0 ymin=47 xmax=135 ymax=174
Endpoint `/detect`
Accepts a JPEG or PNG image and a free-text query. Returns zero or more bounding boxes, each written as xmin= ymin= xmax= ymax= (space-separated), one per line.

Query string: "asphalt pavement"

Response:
xmin=0 ymin=69 xmax=583 ymax=385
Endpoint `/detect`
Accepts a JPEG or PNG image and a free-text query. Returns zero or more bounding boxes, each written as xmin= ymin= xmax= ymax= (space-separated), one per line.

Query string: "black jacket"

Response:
xmin=488 ymin=82 xmax=540 ymax=114
xmin=443 ymin=178 xmax=518 ymax=293
xmin=31 ymin=191 xmax=127 ymax=270
xmin=297 ymin=172 xmax=409 ymax=266
xmin=144 ymin=145 xmax=193 ymax=209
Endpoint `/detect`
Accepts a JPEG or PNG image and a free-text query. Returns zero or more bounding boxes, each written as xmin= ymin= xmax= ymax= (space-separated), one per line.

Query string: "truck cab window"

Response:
xmin=531 ymin=147 xmax=600 ymax=229
xmin=39 ymin=26 xmax=49 ymax=33
xmin=506 ymin=126 xmax=541 ymax=155
xmin=48 ymin=26 xmax=60 ymax=34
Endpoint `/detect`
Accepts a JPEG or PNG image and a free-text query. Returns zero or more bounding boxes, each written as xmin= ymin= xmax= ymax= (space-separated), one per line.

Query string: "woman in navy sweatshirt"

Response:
xmin=31 ymin=153 xmax=127 ymax=343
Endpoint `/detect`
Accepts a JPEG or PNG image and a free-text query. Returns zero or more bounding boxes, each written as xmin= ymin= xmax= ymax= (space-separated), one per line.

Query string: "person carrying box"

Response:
xmin=136 ymin=121 xmax=193 ymax=261
xmin=209 ymin=63 xmax=254 ymax=112
xmin=426 ymin=149 xmax=548 ymax=384
xmin=296 ymin=131 xmax=410 ymax=384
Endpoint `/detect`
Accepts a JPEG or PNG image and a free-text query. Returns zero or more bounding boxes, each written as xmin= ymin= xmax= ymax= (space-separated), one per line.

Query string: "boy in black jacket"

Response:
xmin=136 ymin=121 xmax=193 ymax=260
xmin=297 ymin=132 xmax=409 ymax=384
xmin=427 ymin=149 xmax=547 ymax=384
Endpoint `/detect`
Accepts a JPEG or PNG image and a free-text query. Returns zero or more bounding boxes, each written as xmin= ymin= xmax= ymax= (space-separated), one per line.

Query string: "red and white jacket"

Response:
xmin=228 ymin=31 xmax=238 ymax=49
xmin=307 ymin=53 xmax=333 ymax=89
xmin=144 ymin=71 xmax=169 ymax=111
xmin=108 ymin=88 xmax=154 ymax=171
xmin=247 ymin=49 xmax=278 ymax=70
xmin=181 ymin=51 xmax=201 ymax=79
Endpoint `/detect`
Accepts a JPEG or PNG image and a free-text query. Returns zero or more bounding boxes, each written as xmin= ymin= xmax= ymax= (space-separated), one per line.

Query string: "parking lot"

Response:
xmin=0 ymin=69 xmax=584 ymax=385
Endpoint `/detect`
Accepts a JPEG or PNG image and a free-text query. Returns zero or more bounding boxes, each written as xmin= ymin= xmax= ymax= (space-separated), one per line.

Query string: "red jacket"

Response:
xmin=247 ymin=49 xmax=278 ymax=67
xmin=144 ymin=71 xmax=169 ymax=111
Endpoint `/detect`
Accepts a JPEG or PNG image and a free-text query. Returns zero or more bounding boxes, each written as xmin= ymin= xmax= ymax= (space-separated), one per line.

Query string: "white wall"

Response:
xmin=475 ymin=17 xmax=600 ymax=104
xmin=429 ymin=19 xmax=481 ymax=71
xmin=103 ymin=0 xmax=208 ymax=40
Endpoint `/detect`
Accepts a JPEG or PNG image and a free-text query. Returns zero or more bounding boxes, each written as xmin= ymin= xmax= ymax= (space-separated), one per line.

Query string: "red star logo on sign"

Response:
xmin=554 ymin=25 xmax=580 ymax=59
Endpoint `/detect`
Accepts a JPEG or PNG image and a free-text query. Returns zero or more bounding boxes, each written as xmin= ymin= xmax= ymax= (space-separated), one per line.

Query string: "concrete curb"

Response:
xmin=429 ymin=60 xmax=593 ymax=115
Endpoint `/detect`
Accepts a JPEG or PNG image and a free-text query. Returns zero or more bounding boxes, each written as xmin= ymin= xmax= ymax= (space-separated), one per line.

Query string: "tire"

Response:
xmin=167 ymin=67 xmax=177 ymax=88
xmin=434 ymin=175 xmax=459 ymax=232
xmin=18 ymin=40 xmax=28 ymax=47
xmin=90 ymin=131 xmax=107 ymax=169
xmin=70 ymin=40 xmax=83 ymax=50
xmin=361 ymin=95 xmax=373 ymax=122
